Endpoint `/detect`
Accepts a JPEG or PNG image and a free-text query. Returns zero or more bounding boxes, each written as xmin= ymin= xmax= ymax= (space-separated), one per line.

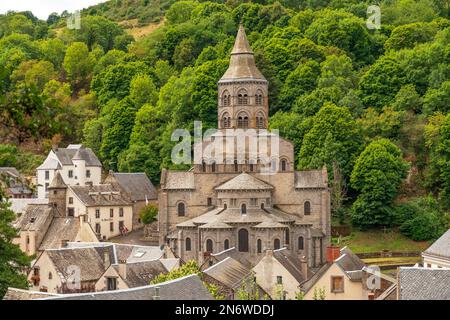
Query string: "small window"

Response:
xmin=211 ymin=162 xmax=216 ymax=173
xmin=238 ymin=229 xmax=249 ymax=252
xmin=234 ymin=160 xmax=239 ymax=172
xmin=48 ymin=272 xmax=52 ymax=280
xmin=69 ymin=197 xmax=73 ymax=204
xmin=277 ymin=276 xmax=283 ymax=285
xmin=331 ymin=276 xmax=344 ymax=293
xmin=261 ymin=202 xmax=265 ymax=209
xmin=178 ymin=202 xmax=186 ymax=216
xmin=298 ymin=236 xmax=304 ymax=250
xmin=281 ymin=159 xmax=287 ymax=172
xmin=86 ymin=170 xmax=91 ymax=178
xmin=45 ymin=183 xmax=49 ymax=191
xmin=186 ymin=237 xmax=191 ymax=251
xmin=45 ymin=171 xmax=49 ymax=180
xmin=95 ymin=209 xmax=100 ymax=219
xmin=202 ymin=161 xmax=206 ymax=172
xmin=257 ymin=239 xmax=262 ymax=253
xmin=249 ymin=163 xmax=254 ymax=172
xmin=107 ymin=277 xmax=117 ymax=291
xmin=95 ymin=223 xmax=101 ymax=234
xmin=285 ymin=229 xmax=290 ymax=245
xmin=53 ymin=190 xmax=57 ymax=195
xmin=206 ymin=239 xmax=213 ymax=253
xmin=110 ymin=222 xmax=114 ymax=232
xmin=274 ymin=238 xmax=280 ymax=250
xmin=224 ymin=203 xmax=227 ymax=209
xmin=304 ymin=201 xmax=311 ymax=215
xmin=68 ymin=170 xmax=73 ymax=178
xmin=119 ymin=208 xmax=124 ymax=217
xmin=241 ymin=203 xmax=247 ymax=215
xmin=224 ymin=239 xmax=229 ymax=250
xmin=110 ymin=208 xmax=114 ymax=218
xmin=207 ymin=198 xmax=212 ymax=206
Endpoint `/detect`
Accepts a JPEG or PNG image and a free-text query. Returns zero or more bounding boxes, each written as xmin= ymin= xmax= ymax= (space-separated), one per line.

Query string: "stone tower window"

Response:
xmin=257 ymin=239 xmax=262 ymax=253
xmin=178 ymin=202 xmax=186 ymax=216
xmin=185 ymin=237 xmax=191 ymax=251
xmin=274 ymin=238 xmax=281 ymax=250
xmin=285 ymin=229 xmax=290 ymax=245
xmin=224 ymin=239 xmax=230 ymax=250
xmin=206 ymin=239 xmax=213 ymax=253
xmin=237 ymin=113 xmax=249 ymax=128
xmin=237 ymin=89 xmax=248 ymax=105
xmin=222 ymin=91 xmax=231 ymax=106
xmin=280 ymin=159 xmax=287 ymax=172
xmin=221 ymin=112 xmax=231 ymax=128
xmin=255 ymin=91 xmax=263 ymax=105
xmin=304 ymin=201 xmax=311 ymax=216
xmin=241 ymin=203 xmax=247 ymax=214
xmin=298 ymin=236 xmax=304 ymax=250
xmin=238 ymin=229 xmax=249 ymax=252
xmin=256 ymin=115 xmax=265 ymax=129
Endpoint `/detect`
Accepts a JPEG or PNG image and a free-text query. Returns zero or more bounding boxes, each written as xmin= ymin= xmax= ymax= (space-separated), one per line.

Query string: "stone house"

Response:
xmin=253 ymin=248 xmax=309 ymax=300
xmin=36 ymin=144 xmax=102 ymax=199
xmin=158 ymin=24 xmax=331 ymax=269
xmin=0 ymin=167 xmax=33 ymax=198
xmin=422 ymin=228 xmax=450 ymax=269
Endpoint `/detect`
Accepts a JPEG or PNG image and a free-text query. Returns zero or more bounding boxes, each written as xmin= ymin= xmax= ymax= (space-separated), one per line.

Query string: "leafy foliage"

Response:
xmin=139 ymin=204 xmax=158 ymax=225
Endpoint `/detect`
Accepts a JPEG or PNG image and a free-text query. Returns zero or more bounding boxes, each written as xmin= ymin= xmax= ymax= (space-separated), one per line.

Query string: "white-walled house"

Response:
xmin=36 ymin=144 xmax=102 ymax=199
xmin=422 ymin=229 xmax=450 ymax=269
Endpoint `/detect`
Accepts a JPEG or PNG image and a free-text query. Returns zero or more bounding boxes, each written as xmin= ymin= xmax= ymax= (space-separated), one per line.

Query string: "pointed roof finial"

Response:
xmin=231 ymin=23 xmax=253 ymax=55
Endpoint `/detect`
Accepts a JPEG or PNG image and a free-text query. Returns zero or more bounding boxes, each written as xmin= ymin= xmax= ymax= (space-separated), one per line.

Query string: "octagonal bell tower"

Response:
xmin=218 ymin=24 xmax=269 ymax=130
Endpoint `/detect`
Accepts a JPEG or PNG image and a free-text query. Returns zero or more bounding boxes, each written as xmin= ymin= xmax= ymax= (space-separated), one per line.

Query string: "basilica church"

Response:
xmin=158 ymin=25 xmax=331 ymax=268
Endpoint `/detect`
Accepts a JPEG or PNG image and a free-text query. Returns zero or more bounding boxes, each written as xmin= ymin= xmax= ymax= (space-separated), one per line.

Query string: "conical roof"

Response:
xmin=48 ymin=171 xmax=67 ymax=189
xmin=219 ymin=24 xmax=266 ymax=83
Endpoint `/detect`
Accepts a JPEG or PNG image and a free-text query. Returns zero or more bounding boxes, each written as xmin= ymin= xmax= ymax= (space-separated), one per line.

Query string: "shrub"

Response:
xmin=139 ymin=204 xmax=158 ymax=225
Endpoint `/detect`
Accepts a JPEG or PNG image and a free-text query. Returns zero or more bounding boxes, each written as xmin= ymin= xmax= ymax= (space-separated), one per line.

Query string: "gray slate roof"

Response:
xmin=54 ymin=146 xmax=102 ymax=167
xmin=398 ymin=267 xmax=450 ymax=300
xmin=14 ymin=204 xmax=53 ymax=231
xmin=70 ymin=184 xmax=131 ymax=207
xmin=273 ymin=248 xmax=307 ymax=283
xmin=215 ymin=172 xmax=274 ymax=191
xmin=112 ymin=260 xmax=168 ymax=288
xmin=108 ymin=172 xmax=157 ymax=201
xmin=0 ymin=167 xmax=21 ymax=178
xmin=423 ymin=228 xmax=450 ymax=259
xmin=3 ymin=288 xmax=59 ymax=300
xmin=38 ymin=275 xmax=213 ymax=300
xmin=203 ymin=257 xmax=252 ymax=289
xmin=39 ymin=217 xmax=81 ymax=251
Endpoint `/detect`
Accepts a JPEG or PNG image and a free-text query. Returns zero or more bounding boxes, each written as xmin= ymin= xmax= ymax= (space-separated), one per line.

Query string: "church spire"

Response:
xmin=219 ymin=24 xmax=266 ymax=82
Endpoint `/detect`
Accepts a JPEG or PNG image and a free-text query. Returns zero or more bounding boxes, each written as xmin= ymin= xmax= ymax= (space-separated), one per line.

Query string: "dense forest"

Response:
xmin=0 ymin=0 xmax=449 ymax=241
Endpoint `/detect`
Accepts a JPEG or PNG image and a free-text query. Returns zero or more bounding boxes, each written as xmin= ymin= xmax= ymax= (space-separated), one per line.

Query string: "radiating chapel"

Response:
xmin=158 ymin=25 xmax=331 ymax=267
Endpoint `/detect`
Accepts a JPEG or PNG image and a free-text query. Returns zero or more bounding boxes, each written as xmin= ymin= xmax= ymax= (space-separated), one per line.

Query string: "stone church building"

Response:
xmin=158 ymin=25 xmax=330 ymax=268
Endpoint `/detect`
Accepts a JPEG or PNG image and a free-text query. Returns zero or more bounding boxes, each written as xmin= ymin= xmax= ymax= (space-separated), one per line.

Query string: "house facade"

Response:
xmin=158 ymin=24 xmax=331 ymax=268
xmin=422 ymin=228 xmax=450 ymax=269
xmin=36 ymin=144 xmax=102 ymax=199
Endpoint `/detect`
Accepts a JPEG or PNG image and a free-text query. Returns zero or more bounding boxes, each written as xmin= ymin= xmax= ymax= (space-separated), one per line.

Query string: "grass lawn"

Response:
xmin=333 ymin=229 xmax=431 ymax=254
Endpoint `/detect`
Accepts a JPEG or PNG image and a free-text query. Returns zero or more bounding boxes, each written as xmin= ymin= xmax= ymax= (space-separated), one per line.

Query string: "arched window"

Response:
xmin=237 ymin=113 xmax=249 ymax=128
xmin=202 ymin=161 xmax=206 ymax=172
xmin=186 ymin=237 xmax=191 ymax=251
xmin=48 ymin=272 xmax=53 ymax=280
xmin=238 ymin=229 xmax=249 ymax=252
xmin=234 ymin=160 xmax=239 ymax=172
xmin=241 ymin=203 xmax=247 ymax=214
xmin=304 ymin=201 xmax=311 ymax=216
xmin=274 ymin=238 xmax=281 ymax=250
xmin=206 ymin=239 xmax=213 ymax=253
xmin=178 ymin=202 xmax=186 ymax=216
xmin=224 ymin=203 xmax=227 ymax=209
xmin=255 ymin=91 xmax=263 ymax=105
xmin=222 ymin=91 xmax=230 ymax=106
xmin=256 ymin=116 xmax=265 ymax=129
xmin=211 ymin=162 xmax=216 ymax=173
xmin=281 ymin=159 xmax=287 ymax=172
xmin=257 ymin=239 xmax=262 ymax=253
xmin=238 ymin=89 xmax=248 ymax=105
xmin=224 ymin=239 xmax=229 ymax=250
xmin=261 ymin=202 xmax=265 ymax=209
xmin=298 ymin=236 xmax=304 ymax=250
xmin=249 ymin=163 xmax=254 ymax=172
xmin=285 ymin=229 xmax=290 ymax=245
xmin=221 ymin=113 xmax=231 ymax=128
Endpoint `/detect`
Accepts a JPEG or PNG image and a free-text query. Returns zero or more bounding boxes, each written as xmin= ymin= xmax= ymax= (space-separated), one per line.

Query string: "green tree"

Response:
xmin=63 ymin=42 xmax=95 ymax=90
xmin=129 ymin=74 xmax=158 ymax=107
xmin=422 ymin=81 xmax=450 ymax=115
xmin=384 ymin=22 xmax=438 ymax=52
xmin=350 ymin=139 xmax=409 ymax=228
xmin=139 ymin=204 xmax=158 ymax=225
xmin=0 ymin=184 xmax=32 ymax=298
xmin=0 ymin=144 xmax=18 ymax=167
xmin=382 ymin=0 xmax=440 ymax=25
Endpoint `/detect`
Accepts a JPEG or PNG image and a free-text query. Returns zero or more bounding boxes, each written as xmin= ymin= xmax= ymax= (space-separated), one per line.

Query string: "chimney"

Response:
xmin=300 ymin=256 xmax=308 ymax=279
xmin=104 ymin=251 xmax=110 ymax=267
xmin=118 ymin=260 xmax=127 ymax=279
xmin=61 ymin=239 xmax=69 ymax=248
xmin=326 ymin=246 xmax=341 ymax=263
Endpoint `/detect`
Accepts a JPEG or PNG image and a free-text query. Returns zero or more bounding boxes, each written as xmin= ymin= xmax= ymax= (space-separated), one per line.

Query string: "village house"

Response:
xmin=300 ymin=246 xmax=396 ymax=300
xmin=13 ymin=204 xmax=98 ymax=256
xmin=28 ymin=242 xmax=176 ymax=294
xmin=36 ymin=144 xmax=102 ymax=199
xmin=0 ymin=167 xmax=33 ymax=199
xmin=158 ymin=24 xmax=331 ymax=269
xmin=253 ymin=248 xmax=309 ymax=300
xmin=422 ymin=228 xmax=450 ymax=269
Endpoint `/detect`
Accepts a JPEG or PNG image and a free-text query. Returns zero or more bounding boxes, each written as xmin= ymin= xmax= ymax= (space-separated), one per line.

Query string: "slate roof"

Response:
xmin=48 ymin=171 xmax=66 ymax=189
xmin=14 ymin=204 xmax=53 ymax=231
xmin=162 ymin=171 xmax=195 ymax=190
xmin=38 ymin=275 xmax=213 ymax=300
xmin=295 ymin=170 xmax=327 ymax=189
xmin=3 ymin=288 xmax=60 ymax=300
xmin=0 ymin=167 xmax=21 ymax=178
xmin=54 ymin=146 xmax=102 ymax=167
xmin=39 ymin=217 xmax=81 ymax=251
xmin=423 ymin=228 xmax=450 ymax=259
xmin=273 ymin=248 xmax=307 ymax=283
xmin=398 ymin=267 xmax=450 ymax=300
xmin=220 ymin=24 xmax=266 ymax=82
xmin=215 ymin=172 xmax=274 ymax=191
xmin=203 ymin=257 xmax=252 ymax=289
xmin=108 ymin=172 xmax=157 ymax=201
xmin=69 ymin=184 xmax=131 ymax=207
xmin=209 ymin=247 xmax=253 ymax=268
xmin=112 ymin=260 xmax=168 ymax=288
